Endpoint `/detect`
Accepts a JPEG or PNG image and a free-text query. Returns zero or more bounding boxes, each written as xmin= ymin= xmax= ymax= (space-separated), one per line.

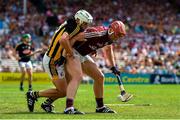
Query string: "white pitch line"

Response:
xmin=105 ymin=103 xmax=152 ymax=106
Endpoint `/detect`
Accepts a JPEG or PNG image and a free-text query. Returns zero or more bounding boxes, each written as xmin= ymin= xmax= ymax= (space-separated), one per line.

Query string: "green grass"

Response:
xmin=0 ymin=81 xmax=180 ymax=119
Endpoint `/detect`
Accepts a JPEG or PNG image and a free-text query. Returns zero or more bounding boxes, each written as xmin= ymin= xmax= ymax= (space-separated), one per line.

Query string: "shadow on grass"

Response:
xmin=2 ymin=111 xmax=96 ymax=115
xmin=2 ymin=112 xmax=62 ymax=114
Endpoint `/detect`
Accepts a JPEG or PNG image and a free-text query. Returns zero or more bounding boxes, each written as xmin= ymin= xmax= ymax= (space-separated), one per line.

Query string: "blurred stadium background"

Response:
xmin=0 ymin=0 xmax=180 ymax=119
xmin=0 ymin=0 xmax=179 ymax=75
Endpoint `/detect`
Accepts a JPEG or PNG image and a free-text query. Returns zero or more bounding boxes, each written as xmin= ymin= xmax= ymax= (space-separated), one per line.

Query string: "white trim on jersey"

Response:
xmin=85 ymin=31 xmax=107 ymax=38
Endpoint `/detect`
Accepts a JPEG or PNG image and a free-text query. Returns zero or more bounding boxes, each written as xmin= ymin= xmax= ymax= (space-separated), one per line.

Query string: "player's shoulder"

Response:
xmin=85 ymin=27 xmax=98 ymax=32
xmin=66 ymin=17 xmax=76 ymax=25
xmin=86 ymin=26 xmax=107 ymax=32
xmin=95 ymin=26 xmax=108 ymax=31
xmin=15 ymin=42 xmax=23 ymax=49
xmin=63 ymin=17 xmax=79 ymax=32
xmin=17 ymin=42 xmax=23 ymax=45
xmin=58 ymin=17 xmax=76 ymax=28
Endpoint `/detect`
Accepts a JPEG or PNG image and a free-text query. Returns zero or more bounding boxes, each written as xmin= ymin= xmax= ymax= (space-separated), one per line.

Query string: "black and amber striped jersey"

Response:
xmin=46 ymin=17 xmax=83 ymax=61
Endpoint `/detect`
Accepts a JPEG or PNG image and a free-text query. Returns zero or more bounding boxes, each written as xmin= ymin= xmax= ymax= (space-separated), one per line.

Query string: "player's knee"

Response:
xmin=61 ymin=91 xmax=66 ymax=97
xmin=99 ymin=74 xmax=104 ymax=83
xmin=27 ymin=69 xmax=32 ymax=74
xmin=77 ymin=74 xmax=83 ymax=83
xmin=21 ymin=72 xmax=26 ymax=76
xmin=95 ymin=74 xmax=104 ymax=84
xmin=72 ymin=72 xmax=83 ymax=82
xmin=58 ymin=91 xmax=66 ymax=97
xmin=27 ymin=72 xmax=32 ymax=77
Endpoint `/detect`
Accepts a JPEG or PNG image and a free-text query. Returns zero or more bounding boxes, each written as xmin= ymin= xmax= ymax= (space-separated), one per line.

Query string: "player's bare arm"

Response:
xmin=28 ymin=48 xmax=44 ymax=57
xmin=102 ymin=45 xmax=115 ymax=67
xmin=70 ymin=32 xmax=86 ymax=46
xmin=59 ymin=32 xmax=74 ymax=57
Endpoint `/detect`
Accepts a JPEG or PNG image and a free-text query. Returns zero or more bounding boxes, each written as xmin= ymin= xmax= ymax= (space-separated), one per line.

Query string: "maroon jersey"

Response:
xmin=73 ymin=26 xmax=113 ymax=56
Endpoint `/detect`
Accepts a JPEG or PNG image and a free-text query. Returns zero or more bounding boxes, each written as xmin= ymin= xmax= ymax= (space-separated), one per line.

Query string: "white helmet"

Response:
xmin=74 ymin=9 xmax=93 ymax=25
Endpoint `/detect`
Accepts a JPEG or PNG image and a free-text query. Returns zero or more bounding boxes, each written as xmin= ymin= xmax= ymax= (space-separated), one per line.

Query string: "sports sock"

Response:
xmin=32 ymin=91 xmax=39 ymax=99
xmin=20 ymin=82 xmax=23 ymax=87
xmin=66 ymin=98 xmax=74 ymax=108
xmin=96 ymin=98 xmax=104 ymax=108
xmin=29 ymin=85 xmax=32 ymax=90
xmin=43 ymin=98 xmax=54 ymax=105
xmin=20 ymin=82 xmax=24 ymax=91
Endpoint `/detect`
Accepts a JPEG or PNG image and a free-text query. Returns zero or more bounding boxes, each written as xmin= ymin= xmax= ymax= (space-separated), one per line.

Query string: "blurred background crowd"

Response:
xmin=0 ymin=0 xmax=179 ymax=74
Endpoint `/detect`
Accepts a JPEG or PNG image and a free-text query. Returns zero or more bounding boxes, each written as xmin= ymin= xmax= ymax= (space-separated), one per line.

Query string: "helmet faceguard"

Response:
xmin=74 ymin=10 xmax=93 ymax=25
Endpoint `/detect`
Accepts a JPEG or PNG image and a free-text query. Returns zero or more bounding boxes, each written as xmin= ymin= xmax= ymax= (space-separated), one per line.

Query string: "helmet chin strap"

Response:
xmin=79 ymin=20 xmax=83 ymax=25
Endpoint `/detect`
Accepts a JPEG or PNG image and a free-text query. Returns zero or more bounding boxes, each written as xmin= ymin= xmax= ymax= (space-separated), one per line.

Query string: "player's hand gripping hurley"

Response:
xmin=110 ymin=67 xmax=133 ymax=102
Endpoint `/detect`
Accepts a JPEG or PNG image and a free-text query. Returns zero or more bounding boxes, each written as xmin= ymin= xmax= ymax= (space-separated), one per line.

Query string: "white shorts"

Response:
xmin=19 ymin=61 xmax=32 ymax=69
xmin=74 ymin=50 xmax=95 ymax=63
xmin=43 ymin=50 xmax=94 ymax=80
xmin=43 ymin=53 xmax=65 ymax=79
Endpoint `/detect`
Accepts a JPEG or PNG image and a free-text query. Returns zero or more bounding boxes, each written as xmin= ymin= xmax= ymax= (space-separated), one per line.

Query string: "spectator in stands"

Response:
xmin=1 ymin=42 xmax=16 ymax=60
xmin=0 ymin=0 xmax=179 ymax=74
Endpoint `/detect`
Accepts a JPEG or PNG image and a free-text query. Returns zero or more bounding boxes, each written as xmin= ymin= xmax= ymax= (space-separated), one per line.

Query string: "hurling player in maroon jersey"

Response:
xmin=72 ymin=20 xmax=133 ymax=100
xmin=64 ymin=21 xmax=133 ymax=113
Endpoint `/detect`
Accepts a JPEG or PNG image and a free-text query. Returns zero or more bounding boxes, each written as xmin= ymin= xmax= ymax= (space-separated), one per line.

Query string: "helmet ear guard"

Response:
xmin=75 ymin=10 xmax=93 ymax=25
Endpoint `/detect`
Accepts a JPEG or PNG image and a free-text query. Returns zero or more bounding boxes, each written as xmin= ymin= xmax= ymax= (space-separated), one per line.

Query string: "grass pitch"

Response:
xmin=0 ymin=81 xmax=180 ymax=119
